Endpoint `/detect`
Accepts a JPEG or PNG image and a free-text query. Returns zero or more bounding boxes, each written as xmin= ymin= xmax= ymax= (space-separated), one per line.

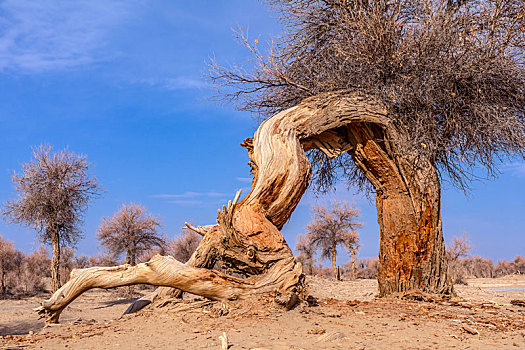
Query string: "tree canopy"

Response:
xmin=2 ymin=145 xmax=101 ymax=247
xmin=212 ymin=0 xmax=525 ymax=191
xmin=97 ymin=203 xmax=166 ymax=265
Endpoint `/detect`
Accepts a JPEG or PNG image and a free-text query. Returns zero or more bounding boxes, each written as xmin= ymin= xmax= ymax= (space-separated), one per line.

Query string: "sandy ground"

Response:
xmin=1 ymin=275 xmax=524 ymax=349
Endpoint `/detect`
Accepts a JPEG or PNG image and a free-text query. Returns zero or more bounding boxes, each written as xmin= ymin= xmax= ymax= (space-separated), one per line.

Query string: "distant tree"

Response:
xmin=168 ymin=229 xmax=201 ymax=263
xmin=495 ymin=256 xmax=525 ymax=277
xmin=0 ymin=236 xmax=16 ymax=293
xmin=74 ymin=254 xmax=90 ymax=269
xmin=97 ymin=203 xmax=166 ymax=266
xmin=446 ymin=234 xmax=472 ymax=261
xmin=295 ymin=234 xmax=315 ymax=275
xmin=306 ymin=200 xmax=361 ymax=279
xmin=12 ymin=249 xmax=25 ymax=288
xmin=461 ymin=256 xmax=494 ymax=278
xmin=446 ymin=233 xmax=472 ymax=283
xmin=513 ymin=256 xmax=525 ymax=275
xmin=2 ymin=145 xmax=101 ymax=292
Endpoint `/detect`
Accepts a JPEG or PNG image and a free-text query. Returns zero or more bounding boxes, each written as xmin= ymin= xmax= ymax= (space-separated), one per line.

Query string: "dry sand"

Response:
xmin=1 ymin=275 xmax=524 ymax=349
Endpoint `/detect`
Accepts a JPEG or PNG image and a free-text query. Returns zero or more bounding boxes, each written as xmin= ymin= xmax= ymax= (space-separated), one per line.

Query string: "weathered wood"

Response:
xmin=38 ymin=92 xmax=451 ymax=322
xmin=36 ymin=255 xmax=302 ymax=323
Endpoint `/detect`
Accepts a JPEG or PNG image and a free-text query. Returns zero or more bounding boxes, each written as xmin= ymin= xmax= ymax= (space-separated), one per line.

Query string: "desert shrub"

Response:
xmin=356 ymin=258 xmax=378 ymax=279
xmin=87 ymin=254 xmax=118 ymax=267
xmin=19 ymin=246 xmax=50 ymax=294
xmin=311 ymin=264 xmax=334 ymax=278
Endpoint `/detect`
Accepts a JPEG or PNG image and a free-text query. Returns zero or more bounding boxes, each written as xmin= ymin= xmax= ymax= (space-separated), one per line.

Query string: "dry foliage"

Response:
xmin=2 ymin=145 xmax=101 ymax=291
xmin=211 ymin=0 xmax=525 ymax=192
xmin=86 ymin=254 xmax=118 ymax=268
xmin=168 ymin=229 xmax=201 ymax=263
xmin=0 ymin=244 xmax=51 ymax=296
xmin=97 ymin=203 xmax=166 ymax=266
xmin=21 ymin=247 xmax=51 ymax=294
xmin=447 ymin=233 xmax=524 ymax=282
xmin=460 ymin=256 xmax=494 ymax=278
xmin=494 ymin=256 xmax=525 ymax=276
xmin=305 ymin=200 xmax=361 ymax=279
xmin=295 ymin=233 xmax=316 ymax=274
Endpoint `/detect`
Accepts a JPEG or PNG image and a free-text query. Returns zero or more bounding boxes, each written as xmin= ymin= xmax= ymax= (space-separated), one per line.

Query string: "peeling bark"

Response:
xmin=38 ymin=93 xmax=451 ymax=323
xmin=349 ymin=129 xmax=451 ymax=295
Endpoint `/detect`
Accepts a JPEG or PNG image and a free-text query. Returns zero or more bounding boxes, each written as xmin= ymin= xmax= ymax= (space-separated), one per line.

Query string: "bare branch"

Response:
xmin=210 ymin=0 xmax=525 ymax=192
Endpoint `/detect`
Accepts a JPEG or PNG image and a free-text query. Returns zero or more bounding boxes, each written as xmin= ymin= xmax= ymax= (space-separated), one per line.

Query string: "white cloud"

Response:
xmin=505 ymin=162 xmax=525 ymax=177
xmin=151 ymin=191 xmax=229 ymax=199
xmin=206 ymin=192 xmax=227 ymax=197
xmin=150 ymin=192 xmax=201 ymax=199
xmin=135 ymin=76 xmax=208 ymax=90
xmin=236 ymin=177 xmax=252 ymax=183
xmin=0 ymin=0 xmax=142 ymax=72
xmin=168 ymin=200 xmax=203 ymax=205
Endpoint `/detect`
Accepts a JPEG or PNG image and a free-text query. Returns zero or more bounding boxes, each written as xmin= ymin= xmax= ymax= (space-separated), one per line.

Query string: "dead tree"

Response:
xmin=3 ymin=145 xmax=101 ymax=292
xmin=209 ymin=0 xmax=525 ymax=295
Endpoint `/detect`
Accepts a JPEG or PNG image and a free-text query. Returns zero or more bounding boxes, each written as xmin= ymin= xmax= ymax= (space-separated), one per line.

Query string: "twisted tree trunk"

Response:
xmin=38 ymin=93 xmax=451 ymax=323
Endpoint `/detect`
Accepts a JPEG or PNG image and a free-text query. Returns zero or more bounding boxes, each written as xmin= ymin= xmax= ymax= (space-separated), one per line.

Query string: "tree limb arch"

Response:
xmin=38 ymin=92 xmax=450 ymax=322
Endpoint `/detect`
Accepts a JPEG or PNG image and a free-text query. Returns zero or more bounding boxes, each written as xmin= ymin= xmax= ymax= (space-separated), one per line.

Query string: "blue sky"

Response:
xmin=0 ymin=0 xmax=523 ymax=265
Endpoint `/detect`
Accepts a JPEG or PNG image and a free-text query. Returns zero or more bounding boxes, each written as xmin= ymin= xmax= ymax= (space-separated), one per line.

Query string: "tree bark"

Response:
xmin=38 ymin=92 xmax=451 ymax=322
xmin=1 ymin=271 xmax=6 ymax=293
xmin=348 ymin=130 xmax=451 ymax=296
xmin=331 ymin=244 xmax=338 ymax=280
xmin=351 ymin=249 xmax=357 ymax=280
xmin=50 ymin=230 xmax=61 ymax=293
